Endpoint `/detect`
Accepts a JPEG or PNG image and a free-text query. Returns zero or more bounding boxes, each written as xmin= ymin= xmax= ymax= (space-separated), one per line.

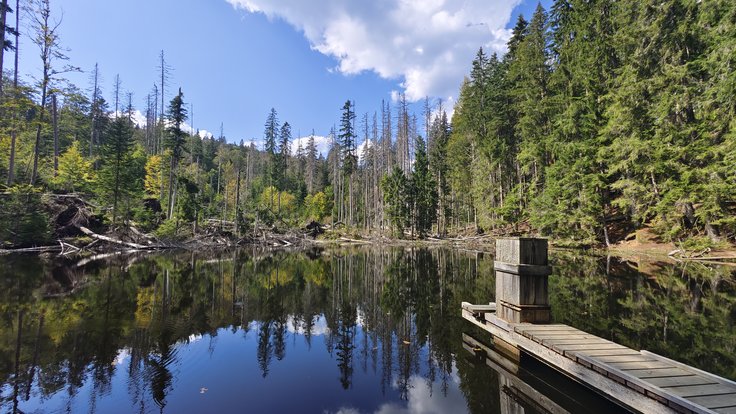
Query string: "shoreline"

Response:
xmin=3 ymin=229 xmax=735 ymax=267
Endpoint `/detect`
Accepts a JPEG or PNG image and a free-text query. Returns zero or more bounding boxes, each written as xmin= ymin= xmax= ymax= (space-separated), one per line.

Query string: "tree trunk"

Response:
xmin=167 ymin=156 xmax=176 ymax=219
xmin=52 ymin=94 xmax=59 ymax=177
xmin=6 ymin=0 xmax=18 ymax=185
xmin=12 ymin=0 xmax=17 ymax=88
xmin=7 ymin=130 xmax=16 ymax=185
xmin=235 ymin=167 xmax=241 ymax=237
xmin=30 ymin=86 xmax=48 ymax=185
xmin=0 ymin=0 xmax=7 ymax=97
xmin=90 ymin=64 xmax=98 ymax=158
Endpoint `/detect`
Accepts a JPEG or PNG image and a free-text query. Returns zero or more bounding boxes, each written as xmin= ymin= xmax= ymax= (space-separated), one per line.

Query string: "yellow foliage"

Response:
xmin=144 ymin=154 xmax=163 ymax=198
xmin=259 ymin=186 xmax=296 ymax=214
xmin=305 ymin=191 xmax=329 ymax=221
xmin=52 ymin=141 xmax=95 ymax=192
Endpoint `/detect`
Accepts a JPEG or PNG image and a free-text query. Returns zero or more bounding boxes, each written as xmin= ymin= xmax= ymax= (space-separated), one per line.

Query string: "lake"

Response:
xmin=1 ymin=247 xmax=734 ymax=413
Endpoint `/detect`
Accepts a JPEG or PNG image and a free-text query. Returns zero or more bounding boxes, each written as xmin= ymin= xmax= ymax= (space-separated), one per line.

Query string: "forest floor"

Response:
xmin=605 ymin=228 xmax=736 ymax=264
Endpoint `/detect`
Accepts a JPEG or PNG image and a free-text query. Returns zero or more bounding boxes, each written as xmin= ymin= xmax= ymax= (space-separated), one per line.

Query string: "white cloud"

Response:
xmin=226 ymin=0 xmax=519 ymax=102
xmin=110 ymin=110 xmax=214 ymax=139
xmin=291 ymin=134 xmax=332 ymax=156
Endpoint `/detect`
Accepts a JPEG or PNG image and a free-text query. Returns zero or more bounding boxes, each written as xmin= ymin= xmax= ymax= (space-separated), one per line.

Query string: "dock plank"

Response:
xmin=714 ymin=407 xmax=736 ymax=414
xmin=687 ymin=394 xmax=736 ymax=409
xmin=569 ymin=348 xmax=642 ymax=357
xmin=610 ymin=361 xmax=674 ymax=370
xmin=624 ymin=367 xmax=694 ymax=379
xmin=667 ymin=384 xmax=736 ymax=398
xmin=553 ymin=343 xmax=626 ymax=352
xmin=514 ymin=324 xmax=577 ymax=331
xmin=531 ymin=334 xmax=598 ymax=340
xmin=595 ymin=355 xmax=659 ymax=363
xmin=545 ymin=339 xmax=616 ymax=349
xmin=647 ymin=376 xmax=718 ymax=388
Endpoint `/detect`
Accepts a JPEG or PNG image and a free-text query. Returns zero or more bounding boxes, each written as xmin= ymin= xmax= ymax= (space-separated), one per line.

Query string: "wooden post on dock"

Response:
xmin=495 ymin=238 xmax=552 ymax=324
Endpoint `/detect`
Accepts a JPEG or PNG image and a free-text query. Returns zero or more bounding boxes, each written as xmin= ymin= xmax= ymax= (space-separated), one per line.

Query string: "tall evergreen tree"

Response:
xmin=410 ymin=135 xmax=437 ymax=238
xmin=99 ymin=115 xmax=136 ymax=223
xmin=263 ymin=108 xmax=279 ymax=211
xmin=165 ymin=88 xmax=188 ymax=219
xmin=429 ymin=107 xmax=451 ymax=235
xmin=509 ymin=3 xmax=553 ymax=207
xmin=305 ymin=132 xmax=318 ymax=194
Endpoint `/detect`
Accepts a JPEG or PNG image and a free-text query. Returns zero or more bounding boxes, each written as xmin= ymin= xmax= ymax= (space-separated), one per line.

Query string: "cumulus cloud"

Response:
xmin=226 ymin=0 xmax=520 ymax=102
xmin=112 ymin=109 xmax=213 ymax=139
xmin=290 ymin=134 xmax=332 ymax=156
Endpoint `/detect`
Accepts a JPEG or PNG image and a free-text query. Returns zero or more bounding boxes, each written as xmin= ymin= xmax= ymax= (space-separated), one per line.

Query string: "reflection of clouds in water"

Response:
xmin=286 ymin=315 xmax=331 ymax=336
xmin=326 ymin=370 xmax=467 ymax=414
xmin=112 ymin=348 xmax=130 ymax=366
xmin=378 ymin=371 xmax=466 ymax=414
xmin=328 ymin=408 xmax=361 ymax=414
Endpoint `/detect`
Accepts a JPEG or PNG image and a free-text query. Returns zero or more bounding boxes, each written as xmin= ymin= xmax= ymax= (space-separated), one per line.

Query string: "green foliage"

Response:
xmin=51 ymin=141 xmax=95 ymax=193
xmin=382 ymin=167 xmax=409 ymax=237
xmin=440 ymin=0 xmax=736 ymax=244
xmin=0 ymin=185 xmax=51 ymax=247
xmin=165 ymin=89 xmax=188 ymax=164
xmin=410 ymin=135 xmax=437 ymax=237
xmin=304 ymin=191 xmax=329 ymax=222
xmin=98 ymin=116 xmax=139 ymax=223
xmin=153 ymin=218 xmax=183 ymax=241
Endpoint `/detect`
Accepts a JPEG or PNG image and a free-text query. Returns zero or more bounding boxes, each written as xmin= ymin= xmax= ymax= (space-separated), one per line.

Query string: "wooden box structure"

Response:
xmin=495 ymin=238 xmax=552 ymax=323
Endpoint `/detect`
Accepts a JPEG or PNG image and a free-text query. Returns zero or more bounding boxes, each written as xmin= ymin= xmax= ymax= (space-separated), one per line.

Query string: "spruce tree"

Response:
xmin=339 ymin=100 xmax=357 ymax=176
xmin=410 ymin=135 xmax=437 ymax=238
xmin=165 ymin=88 xmax=188 ymax=219
xmin=99 ymin=115 xmax=136 ymax=223
xmin=263 ymin=108 xmax=279 ymax=210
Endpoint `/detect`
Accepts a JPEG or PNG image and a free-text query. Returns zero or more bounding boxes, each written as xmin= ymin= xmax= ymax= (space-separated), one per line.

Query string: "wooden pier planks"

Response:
xmin=461 ymin=302 xmax=736 ymax=414
xmin=514 ymin=323 xmax=736 ymax=413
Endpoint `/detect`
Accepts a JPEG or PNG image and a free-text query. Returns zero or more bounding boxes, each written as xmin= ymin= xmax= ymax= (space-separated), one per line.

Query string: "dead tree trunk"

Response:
xmin=52 ymin=94 xmax=59 ymax=176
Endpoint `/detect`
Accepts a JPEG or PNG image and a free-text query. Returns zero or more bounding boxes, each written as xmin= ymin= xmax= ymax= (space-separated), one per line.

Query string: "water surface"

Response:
xmin=1 ymin=247 xmax=734 ymax=413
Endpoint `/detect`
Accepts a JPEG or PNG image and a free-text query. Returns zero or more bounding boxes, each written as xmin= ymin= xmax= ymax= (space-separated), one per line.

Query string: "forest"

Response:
xmin=1 ymin=0 xmax=734 ymax=249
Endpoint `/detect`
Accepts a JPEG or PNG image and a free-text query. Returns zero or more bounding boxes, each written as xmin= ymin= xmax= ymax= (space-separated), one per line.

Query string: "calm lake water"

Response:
xmin=1 ymin=247 xmax=734 ymax=413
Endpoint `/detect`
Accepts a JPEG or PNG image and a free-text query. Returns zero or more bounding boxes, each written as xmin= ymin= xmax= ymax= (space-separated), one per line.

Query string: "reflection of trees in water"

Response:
xmin=551 ymin=252 xmax=736 ymax=380
xmin=0 ymin=247 xmax=494 ymax=412
xmin=2 ymin=248 xmax=733 ymax=412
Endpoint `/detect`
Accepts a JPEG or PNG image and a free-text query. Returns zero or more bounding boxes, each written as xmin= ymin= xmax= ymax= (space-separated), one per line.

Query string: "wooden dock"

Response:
xmin=462 ymin=303 xmax=736 ymax=413
xmin=461 ymin=238 xmax=736 ymax=414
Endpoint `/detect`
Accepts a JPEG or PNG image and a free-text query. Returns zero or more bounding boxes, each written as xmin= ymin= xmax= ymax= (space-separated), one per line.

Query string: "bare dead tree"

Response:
xmin=88 ymin=63 xmax=99 ymax=158
xmin=6 ymin=0 xmax=20 ymax=185
xmin=157 ymin=50 xmax=172 ymax=155
xmin=52 ymin=93 xmax=58 ymax=176
xmin=29 ymin=0 xmax=79 ymax=185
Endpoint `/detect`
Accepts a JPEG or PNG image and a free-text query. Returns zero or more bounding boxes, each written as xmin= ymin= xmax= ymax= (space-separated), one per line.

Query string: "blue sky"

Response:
xmin=17 ymin=0 xmax=551 ymax=146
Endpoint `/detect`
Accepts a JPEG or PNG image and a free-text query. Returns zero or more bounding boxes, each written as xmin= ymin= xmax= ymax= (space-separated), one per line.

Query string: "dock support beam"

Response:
xmin=495 ymin=238 xmax=552 ymax=324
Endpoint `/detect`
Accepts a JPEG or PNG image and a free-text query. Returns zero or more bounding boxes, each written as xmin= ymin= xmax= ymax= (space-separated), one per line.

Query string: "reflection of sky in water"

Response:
xmin=9 ymin=317 xmax=469 ymax=414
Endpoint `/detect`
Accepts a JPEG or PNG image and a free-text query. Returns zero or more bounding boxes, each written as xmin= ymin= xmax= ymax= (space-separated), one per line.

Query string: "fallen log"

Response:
xmin=338 ymin=237 xmax=372 ymax=244
xmin=0 ymin=245 xmax=62 ymax=255
xmin=78 ymin=226 xmax=151 ymax=250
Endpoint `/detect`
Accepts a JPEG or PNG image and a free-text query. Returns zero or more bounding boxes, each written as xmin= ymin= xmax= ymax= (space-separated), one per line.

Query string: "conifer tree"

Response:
xmin=99 ymin=115 xmax=136 ymax=223
xmin=382 ymin=167 xmax=409 ymax=237
xmin=165 ymin=88 xmax=188 ymax=219
xmin=410 ymin=135 xmax=437 ymax=238
xmin=263 ymin=108 xmax=279 ymax=210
